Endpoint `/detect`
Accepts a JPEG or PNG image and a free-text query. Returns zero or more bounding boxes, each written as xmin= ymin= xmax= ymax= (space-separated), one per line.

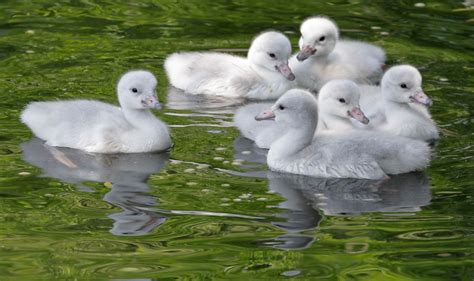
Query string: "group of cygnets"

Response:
xmin=21 ymin=16 xmax=439 ymax=180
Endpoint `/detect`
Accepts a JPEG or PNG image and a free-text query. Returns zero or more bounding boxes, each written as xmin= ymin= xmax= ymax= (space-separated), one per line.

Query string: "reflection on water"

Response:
xmin=21 ymin=138 xmax=169 ymax=236
xmin=166 ymin=86 xmax=244 ymax=112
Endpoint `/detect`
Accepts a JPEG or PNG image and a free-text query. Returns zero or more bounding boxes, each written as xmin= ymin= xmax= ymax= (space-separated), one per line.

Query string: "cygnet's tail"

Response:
xmin=164 ymin=52 xmax=194 ymax=91
xmin=21 ymin=102 xmax=51 ymax=140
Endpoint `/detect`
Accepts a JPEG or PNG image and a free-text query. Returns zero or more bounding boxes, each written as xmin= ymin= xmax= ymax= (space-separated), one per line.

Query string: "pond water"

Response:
xmin=0 ymin=1 xmax=473 ymax=280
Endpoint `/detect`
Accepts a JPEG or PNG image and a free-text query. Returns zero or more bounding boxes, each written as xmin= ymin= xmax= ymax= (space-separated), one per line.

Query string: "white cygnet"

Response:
xmin=356 ymin=65 xmax=439 ymax=142
xmin=289 ymin=16 xmax=386 ymax=91
xmin=21 ymin=70 xmax=172 ymax=153
xmin=256 ymin=89 xmax=431 ymax=180
xmin=165 ymin=31 xmax=296 ymax=99
xmin=317 ymin=80 xmax=369 ymax=133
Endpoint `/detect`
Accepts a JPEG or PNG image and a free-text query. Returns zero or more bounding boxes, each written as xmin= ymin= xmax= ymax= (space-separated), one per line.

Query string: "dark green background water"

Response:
xmin=0 ymin=0 xmax=473 ymax=280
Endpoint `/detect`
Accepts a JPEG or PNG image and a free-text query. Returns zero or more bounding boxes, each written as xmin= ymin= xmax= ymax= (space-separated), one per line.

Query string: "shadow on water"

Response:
xmin=233 ymin=136 xmax=432 ymax=250
xmin=21 ymin=138 xmax=169 ymax=236
xmin=166 ymin=86 xmax=245 ymax=112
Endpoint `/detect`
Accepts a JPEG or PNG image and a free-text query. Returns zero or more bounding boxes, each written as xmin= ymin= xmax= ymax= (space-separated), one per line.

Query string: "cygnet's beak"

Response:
xmin=296 ymin=45 xmax=316 ymax=61
xmin=409 ymin=90 xmax=432 ymax=106
xmin=255 ymin=110 xmax=276 ymax=121
xmin=142 ymin=95 xmax=161 ymax=109
xmin=348 ymin=107 xmax=369 ymax=124
xmin=275 ymin=62 xmax=295 ymax=81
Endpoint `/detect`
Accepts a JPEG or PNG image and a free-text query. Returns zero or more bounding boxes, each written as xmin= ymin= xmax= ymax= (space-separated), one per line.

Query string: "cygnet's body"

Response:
xmin=289 ymin=17 xmax=386 ymax=91
xmin=356 ymin=65 xmax=439 ymax=142
xmin=165 ymin=31 xmax=296 ymax=99
xmin=317 ymin=80 xmax=369 ymax=133
xmin=257 ymin=89 xmax=431 ymax=180
xmin=21 ymin=70 xmax=171 ymax=153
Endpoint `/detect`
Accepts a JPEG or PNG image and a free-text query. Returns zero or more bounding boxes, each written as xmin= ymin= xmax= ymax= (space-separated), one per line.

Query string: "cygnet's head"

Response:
xmin=297 ymin=16 xmax=339 ymax=61
xmin=117 ymin=70 xmax=161 ymax=110
xmin=318 ymin=80 xmax=369 ymax=124
xmin=381 ymin=65 xmax=432 ymax=106
xmin=248 ymin=31 xmax=295 ymax=80
xmin=255 ymin=89 xmax=318 ymax=128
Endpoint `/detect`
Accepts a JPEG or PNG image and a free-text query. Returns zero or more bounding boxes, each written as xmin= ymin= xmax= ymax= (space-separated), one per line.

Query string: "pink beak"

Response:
xmin=296 ymin=45 xmax=316 ymax=61
xmin=142 ymin=95 xmax=161 ymax=109
xmin=255 ymin=110 xmax=276 ymax=121
xmin=410 ymin=91 xmax=432 ymax=106
xmin=348 ymin=107 xmax=369 ymax=124
xmin=275 ymin=62 xmax=295 ymax=81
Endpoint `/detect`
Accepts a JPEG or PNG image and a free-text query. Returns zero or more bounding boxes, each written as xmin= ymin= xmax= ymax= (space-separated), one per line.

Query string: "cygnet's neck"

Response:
xmin=318 ymin=113 xmax=354 ymax=131
xmin=121 ymin=107 xmax=162 ymax=130
xmin=249 ymin=62 xmax=284 ymax=82
xmin=268 ymin=120 xmax=317 ymax=160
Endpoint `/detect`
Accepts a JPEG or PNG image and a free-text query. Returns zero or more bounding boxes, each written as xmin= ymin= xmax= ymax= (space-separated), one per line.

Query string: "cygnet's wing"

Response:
xmin=21 ymin=100 xmax=127 ymax=149
xmin=332 ymin=40 xmax=385 ymax=83
xmin=293 ymin=134 xmax=387 ymax=179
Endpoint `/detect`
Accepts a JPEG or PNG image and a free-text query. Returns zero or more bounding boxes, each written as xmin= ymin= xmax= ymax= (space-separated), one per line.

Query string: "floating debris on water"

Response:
xmin=241 ymin=150 xmax=252 ymax=155
xmin=18 ymin=172 xmax=31 ymax=176
xmin=221 ymin=183 xmax=230 ymax=187
xmin=215 ymin=147 xmax=226 ymax=151
xmin=414 ymin=2 xmax=426 ymax=7
xmin=213 ymin=157 xmax=225 ymax=161
xmin=186 ymin=182 xmax=198 ymax=186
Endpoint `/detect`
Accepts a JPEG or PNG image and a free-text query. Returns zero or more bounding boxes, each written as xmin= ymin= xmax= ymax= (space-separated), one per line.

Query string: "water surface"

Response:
xmin=0 ymin=1 xmax=473 ymax=280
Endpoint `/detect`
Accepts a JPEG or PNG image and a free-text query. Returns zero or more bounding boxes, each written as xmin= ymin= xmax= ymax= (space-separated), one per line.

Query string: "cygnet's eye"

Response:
xmin=268 ymin=53 xmax=276 ymax=59
xmin=319 ymin=36 xmax=326 ymax=42
xmin=131 ymin=88 xmax=138 ymax=93
xmin=278 ymin=104 xmax=285 ymax=110
xmin=400 ymin=83 xmax=408 ymax=89
xmin=338 ymin=98 xmax=346 ymax=103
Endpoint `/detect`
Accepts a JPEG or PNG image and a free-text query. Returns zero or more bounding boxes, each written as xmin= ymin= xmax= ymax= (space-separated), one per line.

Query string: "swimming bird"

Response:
xmin=256 ymin=89 xmax=431 ymax=179
xmin=21 ymin=70 xmax=171 ymax=153
xmin=317 ymin=80 xmax=369 ymax=133
xmin=289 ymin=16 xmax=386 ymax=91
xmin=356 ymin=65 xmax=439 ymax=142
xmin=165 ymin=31 xmax=296 ymax=99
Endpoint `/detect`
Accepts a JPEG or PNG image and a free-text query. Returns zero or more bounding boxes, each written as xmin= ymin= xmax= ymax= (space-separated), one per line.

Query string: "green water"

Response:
xmin=1 ymin=0 xmax=473 ymax=280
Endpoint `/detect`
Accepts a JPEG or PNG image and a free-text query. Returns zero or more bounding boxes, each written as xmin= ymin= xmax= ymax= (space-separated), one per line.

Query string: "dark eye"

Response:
xmin=338 ymin=98 xmax=346 ymax=103
xmin=268 ymin=53 xmax=276 ymax=58
xmin=131 ymin=88 xmax=138 ymax=93
xmin=400 ymin=83 xmax=407 ymax=89
xmin=319 ymin=36 xmax=326 ymax=41
xmin=279 ymin=104 xmax=285 ymax=110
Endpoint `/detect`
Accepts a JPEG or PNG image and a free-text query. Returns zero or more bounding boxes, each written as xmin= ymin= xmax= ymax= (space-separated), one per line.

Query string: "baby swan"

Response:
xmin=317 ymin=80 xmax=369 ymax=133
xmin=21 ymin=70 xmax=171 ymax=153
xmin=256 ymin=89 xmax=431 ymax=180
xmin=165 ymin=31 xmax=296 ymax=99
xmin=357 ymin=65 xmax=439 ymax=142
xmin=289 ymin=16 xmax=386 ymax=91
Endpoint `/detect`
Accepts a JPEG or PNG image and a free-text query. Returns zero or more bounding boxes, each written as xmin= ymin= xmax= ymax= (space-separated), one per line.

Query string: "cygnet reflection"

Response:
xmin=21 ymin=138 xmax=169 ymax=236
